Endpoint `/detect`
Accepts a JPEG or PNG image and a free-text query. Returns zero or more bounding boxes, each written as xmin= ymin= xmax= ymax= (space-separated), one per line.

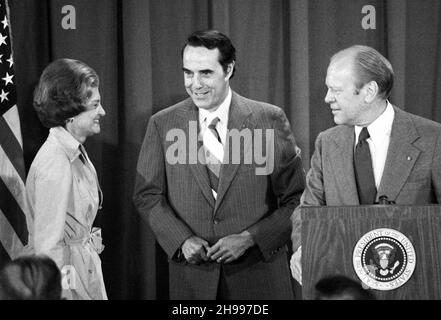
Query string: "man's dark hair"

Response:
xmin=181 ymin=29 xmax=236 ymax=78
xmin=315 ymin=275 xmax=375 ymax=300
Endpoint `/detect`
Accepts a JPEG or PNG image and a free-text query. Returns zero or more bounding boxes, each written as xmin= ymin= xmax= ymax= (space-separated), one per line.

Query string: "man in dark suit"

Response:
xmin=134 ymin=30 xmax=305 ymax=299
xmin=290 ymin=45 xmax=441 ymax=284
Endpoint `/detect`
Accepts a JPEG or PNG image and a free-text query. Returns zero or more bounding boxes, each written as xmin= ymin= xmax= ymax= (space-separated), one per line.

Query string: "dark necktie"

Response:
xmin=354 ymin=127 xmax=376 ymax=204
xmin=203 ymin=117 xmax=222 ymax=197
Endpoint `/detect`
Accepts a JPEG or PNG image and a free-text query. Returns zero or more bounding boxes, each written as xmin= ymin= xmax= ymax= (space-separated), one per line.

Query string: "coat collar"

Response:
xmin=49 ymin=126 xmax=83 ymax=163
xmin=215 ymin=92 xmax=253 ymax=212
xmin=328 ymin=125 xmax=360 ymax=204
xmin=376 ymin=106 xmax=420 ymax=201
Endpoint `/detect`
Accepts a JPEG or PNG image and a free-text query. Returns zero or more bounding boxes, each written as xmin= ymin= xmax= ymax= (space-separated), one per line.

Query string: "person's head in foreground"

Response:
xmin=0 ymin=255 xmax=62 ymax=300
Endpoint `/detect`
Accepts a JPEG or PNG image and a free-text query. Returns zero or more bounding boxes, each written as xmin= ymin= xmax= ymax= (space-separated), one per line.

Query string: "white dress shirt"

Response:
xmin=198 ymin=87 xmax=232 ymax=145
xmin=354 ymin=101 xmax=395 ymax=188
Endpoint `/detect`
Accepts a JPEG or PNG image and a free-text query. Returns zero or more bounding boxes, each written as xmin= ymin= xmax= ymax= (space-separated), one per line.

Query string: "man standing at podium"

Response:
xmin=290 ymin=45 xmax=441 ymax=284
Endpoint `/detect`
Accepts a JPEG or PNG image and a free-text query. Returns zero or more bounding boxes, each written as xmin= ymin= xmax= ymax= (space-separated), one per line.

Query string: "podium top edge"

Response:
xmin=300 ymin=204 xmax=441 ymax=209
xmin=299 ymin=205 xmax=441 ymax=220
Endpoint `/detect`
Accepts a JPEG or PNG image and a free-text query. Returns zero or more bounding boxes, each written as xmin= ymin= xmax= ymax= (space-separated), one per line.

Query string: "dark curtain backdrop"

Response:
xmin=8 ymin=0 xmax=441 ymax=299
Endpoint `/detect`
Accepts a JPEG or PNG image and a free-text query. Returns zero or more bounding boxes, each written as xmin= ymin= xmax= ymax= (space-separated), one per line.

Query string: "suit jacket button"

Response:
xmin=213 ymin=219 xmax=220 ymax=225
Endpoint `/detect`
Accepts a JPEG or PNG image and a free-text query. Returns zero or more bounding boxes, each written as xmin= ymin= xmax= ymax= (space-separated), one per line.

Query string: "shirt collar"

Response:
xmin=50 ymin=126 xmax=83 ymax=163
xmin=355 ymin=100 xmax=395 ymax=142
xmin=199 ymin=87 xmax=232 ymax=127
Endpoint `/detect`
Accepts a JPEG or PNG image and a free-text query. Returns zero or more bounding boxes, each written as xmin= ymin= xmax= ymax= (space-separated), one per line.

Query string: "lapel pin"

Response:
xmin=407 ymin=156 xmax=412 ymax=161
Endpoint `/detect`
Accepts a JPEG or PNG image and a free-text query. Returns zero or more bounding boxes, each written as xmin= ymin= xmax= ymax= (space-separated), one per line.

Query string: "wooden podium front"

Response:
xmin=301 ymin=205 xmax=441 ymax=299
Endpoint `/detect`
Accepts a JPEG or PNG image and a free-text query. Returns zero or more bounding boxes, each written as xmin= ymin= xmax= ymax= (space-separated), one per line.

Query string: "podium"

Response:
xmin=301 ymin=205 xmax=441 ymax=300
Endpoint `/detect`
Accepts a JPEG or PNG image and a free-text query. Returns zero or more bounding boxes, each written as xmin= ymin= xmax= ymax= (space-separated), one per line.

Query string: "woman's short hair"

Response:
xmin=33 ymin=58 xmax=99 ymax=128
xmin=0 ymin=255 xmax=62 ymax=300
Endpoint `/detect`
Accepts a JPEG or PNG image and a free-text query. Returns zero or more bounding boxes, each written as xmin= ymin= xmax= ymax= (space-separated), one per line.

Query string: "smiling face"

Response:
xmin=182 ymin=45 xmax=233 ymax=112
xmin=67 ymin=86 xmax=105 ymax=143
xmin=324 ymin=56 xmax=366 ymax=126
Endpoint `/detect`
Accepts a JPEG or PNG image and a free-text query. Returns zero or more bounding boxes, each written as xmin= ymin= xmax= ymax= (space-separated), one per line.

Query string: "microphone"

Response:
xmin=377 ymin=195 xmax=395 ymax=205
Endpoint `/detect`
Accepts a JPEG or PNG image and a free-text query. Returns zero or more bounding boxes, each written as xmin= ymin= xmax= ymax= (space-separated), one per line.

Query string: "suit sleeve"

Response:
xmin=133 ymin=116 xmax=193 ymax=259
xmin=290 ymin=132 xmax=326 ymax=252
xmin=431 ymin=130 xmax=441 ymax=202
xmin=247 ymin=108 xmax=306 ymax=260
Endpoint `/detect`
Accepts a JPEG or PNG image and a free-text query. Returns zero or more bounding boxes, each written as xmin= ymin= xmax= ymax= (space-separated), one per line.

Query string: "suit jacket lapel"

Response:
xmin=377 ymin=106 xmax=420 ymax=201
xmin=180 ymin=102 xmax=216 ymax=208
xmin=329 ymin=126 xmax=360 ymax=204
xmin=215 ymin=92 xmax=253 ymax=212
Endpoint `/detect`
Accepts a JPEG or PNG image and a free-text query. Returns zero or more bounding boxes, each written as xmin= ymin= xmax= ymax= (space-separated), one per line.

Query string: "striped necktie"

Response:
xmin=203 ymin=117 xmax=223 ymax=199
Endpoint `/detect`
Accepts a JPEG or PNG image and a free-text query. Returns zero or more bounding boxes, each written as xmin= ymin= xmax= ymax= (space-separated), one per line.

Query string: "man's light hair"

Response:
xmin=331 ymin=45 xmax=394 ymax=99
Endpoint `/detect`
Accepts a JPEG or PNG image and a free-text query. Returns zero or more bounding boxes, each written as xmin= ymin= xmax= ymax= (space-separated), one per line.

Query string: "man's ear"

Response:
xmin=225 ymin=61 xmax=235 ymax=80
xmin=363 ymin=81 xmax=379 ymax=103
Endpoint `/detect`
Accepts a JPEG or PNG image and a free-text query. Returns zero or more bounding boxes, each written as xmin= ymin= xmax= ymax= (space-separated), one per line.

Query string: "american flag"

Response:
xmin=0 ymin=0 xmax=29 ymax=266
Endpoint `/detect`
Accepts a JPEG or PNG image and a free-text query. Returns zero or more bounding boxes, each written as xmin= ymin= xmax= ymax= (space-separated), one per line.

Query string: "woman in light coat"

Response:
xmin=25 ymin=58 xmax=107 ymax=300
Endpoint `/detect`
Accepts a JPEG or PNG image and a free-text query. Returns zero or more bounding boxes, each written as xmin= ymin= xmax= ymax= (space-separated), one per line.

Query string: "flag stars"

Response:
xmin=6 ymin=54 xmax=12 ymax=67
xmin=1 ymin=16 xmax=7 ymax=29
xmin=0 ymin=89 xmax=9 ymax=102
xmin=0 ymin=32 xmax=6 ymax=46
xmin=2 ymin=72 xmax=13 ymax=85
